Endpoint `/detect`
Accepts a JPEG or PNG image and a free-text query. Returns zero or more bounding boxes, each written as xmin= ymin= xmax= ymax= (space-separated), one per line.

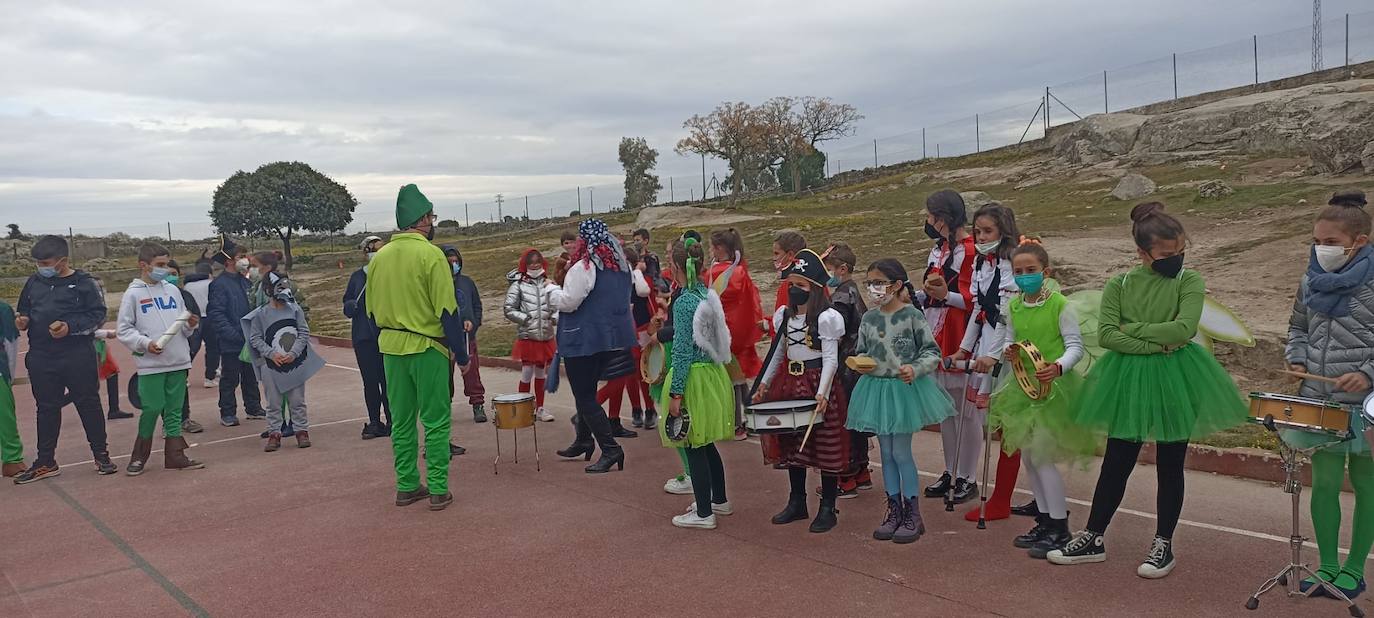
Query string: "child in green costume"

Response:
xmin=1285 ymin=190 xmax=1374 ymax=599
xmin=0 ymin=300 xmax=23 ymax=478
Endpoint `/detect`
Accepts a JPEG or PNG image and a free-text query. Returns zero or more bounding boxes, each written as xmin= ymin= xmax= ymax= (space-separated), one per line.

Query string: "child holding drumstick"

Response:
xmin=1285 ymin=190 xmax=1374 ymax=599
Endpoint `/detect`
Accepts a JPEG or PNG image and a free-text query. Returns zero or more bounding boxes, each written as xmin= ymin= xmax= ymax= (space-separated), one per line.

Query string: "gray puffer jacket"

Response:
xmin=504 ymin=270 xmax=556 ymax=342
xmin=1286 ymin=274 xmax=1374 ymax=405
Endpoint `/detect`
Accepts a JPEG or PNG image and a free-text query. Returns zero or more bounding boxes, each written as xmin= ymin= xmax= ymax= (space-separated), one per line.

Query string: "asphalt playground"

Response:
xmin=0 ymin=339 xmax=1367 ymax=617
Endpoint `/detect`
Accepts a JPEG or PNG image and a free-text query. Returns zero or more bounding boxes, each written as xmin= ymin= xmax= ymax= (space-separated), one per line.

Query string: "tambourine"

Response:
xmin=1006 ymin=340 xmax=1052 ymax=400
xmin=665 ymin=405 xmax=692 ymax=442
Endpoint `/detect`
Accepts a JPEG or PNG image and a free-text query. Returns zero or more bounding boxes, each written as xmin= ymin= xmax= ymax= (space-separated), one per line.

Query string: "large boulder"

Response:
xmin=1111 ymin=173 xmax=1157 ymax=201
xmin=1197 ymin=179 xmax=1235 ymax=198
xmin=1049 ymin=113 xmax=1148 ymax=164
xmin=1362 ymin=140 xmax=1374 ymax=173
xmin=960 ymin=191 xmax=996 ymax=209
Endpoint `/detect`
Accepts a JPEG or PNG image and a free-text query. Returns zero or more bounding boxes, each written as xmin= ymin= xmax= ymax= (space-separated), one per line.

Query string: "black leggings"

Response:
xmin=686 ymin=444 xmax=727 ymax=517
xmin=1086 ymin=438 xmax=1189 ymax=539
xmin=788 ymin=467 xmax=838 ymax=507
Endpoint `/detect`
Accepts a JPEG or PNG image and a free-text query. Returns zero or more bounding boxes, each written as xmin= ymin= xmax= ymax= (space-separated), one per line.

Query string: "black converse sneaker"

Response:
xmin=1046 ymin=530 xmax=1106 ymax=565
xmin=1136 ymin=535 xmax=1176 ymax=579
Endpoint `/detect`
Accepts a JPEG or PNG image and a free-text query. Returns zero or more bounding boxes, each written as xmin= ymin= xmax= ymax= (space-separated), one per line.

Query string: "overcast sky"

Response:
xmin=1 ymin=1 xmax=1367 ymax=238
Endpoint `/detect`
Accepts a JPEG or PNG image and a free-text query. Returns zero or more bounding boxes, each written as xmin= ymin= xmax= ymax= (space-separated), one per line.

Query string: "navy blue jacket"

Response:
xmin=342 ymin=268 xmax=380 ymax=342
xmin=557 ymin=268 xmax=635 ymax=358
xmin=17 ymin=270 xmax=106 ymax=353
xmin=455 ymin=273 xmax=482 ymax=332
xmin=208 ymin=270 xmax=251 ymax=350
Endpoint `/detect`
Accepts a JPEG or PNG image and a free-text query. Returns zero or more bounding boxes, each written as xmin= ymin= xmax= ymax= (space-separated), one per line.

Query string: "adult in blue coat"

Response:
xmin=207 ymin=237 xmax=264 ymax=427
xmin=344 ymin=236 xmax=391 ymax=439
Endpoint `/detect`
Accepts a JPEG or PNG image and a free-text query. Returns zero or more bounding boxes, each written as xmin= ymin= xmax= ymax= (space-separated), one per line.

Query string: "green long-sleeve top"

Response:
xmin=670 ymin=287 xmax=712 ymax=396
xmin=1098 ymin=266 xmax=1205 ymax=355
xmin=855 ymin=304 xmax=942 ymax=379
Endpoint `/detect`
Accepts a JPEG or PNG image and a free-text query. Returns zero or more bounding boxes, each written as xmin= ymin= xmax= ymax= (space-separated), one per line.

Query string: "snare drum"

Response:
xmin=745 ymin=399 xmax=821 ymax=434
xmin=640 ymin=340 xmax=667 ymax=385
xmin=1248 ymin=392 xmax=1349 ymax=437
xmin=492 ymin=393 xmax=536 ymax=430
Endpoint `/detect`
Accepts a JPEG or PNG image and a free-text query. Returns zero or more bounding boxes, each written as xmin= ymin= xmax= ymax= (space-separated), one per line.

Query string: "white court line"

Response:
xmin=325 ymin=363 xmax=360 ymax=373
xmin=61 ymin=416 xmax=369 ymax=467
xmin=744 ymin=437 xmax=1353 ymax=557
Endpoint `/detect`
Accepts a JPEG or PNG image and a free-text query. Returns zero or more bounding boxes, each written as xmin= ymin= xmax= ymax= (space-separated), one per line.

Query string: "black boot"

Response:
xmin=643 ymin=408 xmax=658 ymax=430
xmin=631 ymin=409 xmax=644 ymax=428
xmin=1011 ymin=499 xmax=1041 ymax=517
xmin=1028 ymin=517 xmax=1073 ymax=559
xmin=923 ymin=471 xmax=952 ymax=498
xmin=810 ymin=476 xmax=840 ymax=533
xmin=558 ymin=414 xmax=596 ymax=460
xmin=1014 ymin=512 xmax=1053 ymax=548
xmin=585 ymin=448 xmax=625 ymax=473
xmin=610 ymin=418 xmax=639 ymax=438
xmin=106 ymin=374 xmax=132 ymax=419
xmin=772 ymin=493 xmax=809 ymax=525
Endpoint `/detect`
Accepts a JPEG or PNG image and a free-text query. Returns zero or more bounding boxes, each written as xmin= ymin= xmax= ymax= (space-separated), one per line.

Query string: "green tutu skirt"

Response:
xmin=989 ymin=370 xmax=1098 ymax=464
xmin=1283 ymin=412 xmax=1370 ymax=456
xmin=658 ymin=362 xmax=735 ymax=448
xmin=1075 ymin=343 xmax=1248 ymax=443
xmin=846 ymin=374 xmax=955 ymax=435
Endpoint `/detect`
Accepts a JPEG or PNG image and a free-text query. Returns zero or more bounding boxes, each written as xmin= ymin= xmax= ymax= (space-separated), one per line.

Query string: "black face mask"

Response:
xmin=1151 ymin=253 xmax=1184 ymax=278
xmin=923 ymin=222 xmax=944 ymax=240
xmin=788 ymin=285 xmax=811 ymax=308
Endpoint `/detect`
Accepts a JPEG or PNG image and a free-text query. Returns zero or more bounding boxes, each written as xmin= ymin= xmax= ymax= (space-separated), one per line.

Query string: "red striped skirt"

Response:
xmin=759 ymin=366 xmax=851 ymax=475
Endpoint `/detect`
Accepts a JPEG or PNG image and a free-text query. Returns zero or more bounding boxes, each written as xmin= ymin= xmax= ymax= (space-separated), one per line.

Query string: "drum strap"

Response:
xmin=748 ymin=329 xmax=786 ymax=402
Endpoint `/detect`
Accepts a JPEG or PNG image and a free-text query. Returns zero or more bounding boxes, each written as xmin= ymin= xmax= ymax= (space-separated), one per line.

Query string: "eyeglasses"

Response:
xmin=864 ymin=279 xmax=895 ymax=288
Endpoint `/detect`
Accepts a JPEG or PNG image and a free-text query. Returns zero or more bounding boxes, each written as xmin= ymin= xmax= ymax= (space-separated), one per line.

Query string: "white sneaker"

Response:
xmin=203 ymin=378 xmax=218 ymax=388
xmin=535 ymin=407 xmax=554 ymax=422
xmin=672 ymin=511 xmax=717 ymax=529
xmin=686 ymin=500 xmax=733 ymax=516
xmin=664 ymin=475 xmax=694 ymax=495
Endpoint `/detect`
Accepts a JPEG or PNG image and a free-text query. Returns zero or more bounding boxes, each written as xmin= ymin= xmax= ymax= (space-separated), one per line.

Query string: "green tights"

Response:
xmin=1309 ymin=450 xmax=1374 ymax=588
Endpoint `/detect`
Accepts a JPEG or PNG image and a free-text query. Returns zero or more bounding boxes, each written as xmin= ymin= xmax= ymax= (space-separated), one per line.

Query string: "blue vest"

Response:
xmin=557 ymin=268 xmax=635 ymax=358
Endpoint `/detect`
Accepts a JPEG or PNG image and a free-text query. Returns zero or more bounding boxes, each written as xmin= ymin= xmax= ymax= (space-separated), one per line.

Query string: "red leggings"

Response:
xmin=597 ymin=348 xmax=653 ymax=419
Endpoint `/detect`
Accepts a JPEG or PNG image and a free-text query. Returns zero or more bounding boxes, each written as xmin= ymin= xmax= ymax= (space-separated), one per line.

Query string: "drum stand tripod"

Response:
xmin=493 ymin=419 xmax=540 ymax=475
xmin=1245 ymin=428 xmax=1362 ymax=616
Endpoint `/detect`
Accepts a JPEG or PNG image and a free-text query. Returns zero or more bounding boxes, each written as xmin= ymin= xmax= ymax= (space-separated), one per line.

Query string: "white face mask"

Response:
xmin=526 ymin=267 xmax=545 ymax=279
xmin=365 ymin=252 xmax=376 ymax=262
xmin=235 ymin=258 xmax=251 ymax=272
xmin=1314 ymin=245 xmax=1353 ymax=272
xmin=975 ymin=240 xmax=1001 ymax=256
xmin=867 ymin=284 xmax=894 ymax=305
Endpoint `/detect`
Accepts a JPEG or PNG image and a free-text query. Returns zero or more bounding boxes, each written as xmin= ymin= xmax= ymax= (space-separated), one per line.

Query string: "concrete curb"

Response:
xmin=315 ymin=336 xmax=1298 ymax=487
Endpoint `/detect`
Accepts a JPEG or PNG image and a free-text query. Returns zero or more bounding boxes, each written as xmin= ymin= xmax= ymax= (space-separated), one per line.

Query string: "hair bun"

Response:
xmin=1129 ymin=202 xmax=1167 ymax=223
xmin=1330 ymin=190 xmax=1368 ymax=209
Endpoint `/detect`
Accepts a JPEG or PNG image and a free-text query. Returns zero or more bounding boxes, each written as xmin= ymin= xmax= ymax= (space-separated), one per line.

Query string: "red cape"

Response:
xmin=709 ymin=260 xmax=765 ymax=379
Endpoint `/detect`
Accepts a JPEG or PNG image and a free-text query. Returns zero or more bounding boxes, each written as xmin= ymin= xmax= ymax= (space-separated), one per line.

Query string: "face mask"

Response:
xmin=975 ymin=240 xmax=1001 ymax=256
xmin=788 ymin=285 xmax=811 ymax=307
xmin=773 ymin=255 xmax=792 ymax=272
xmin=526 ymin=267 xmax=545 ymax=279
xmin=149 ymin=266 xmax=171 ymax=282
xmin=235 ymin=258 xmax=251 ymax=273
xmin=1014 ymin=272 xmax=1045 ymax=295
xmin=1150 ymin=253 xmax=1185 ymax=279
xmin=451 ymin=262 xmax=461 ymax=275
xmin=164 ymin=275 xmax=180 ymax=286
xmin=1314 ymin=245 xmax=1353 ymax=272
xmin=867 ymin=284 xmax=894 ymax=305
xmin=36 ymin=266 xmax=58 ymax=278
xmin=924 ymin=222 xmax=944 ymax=240
xmin=365 ymin=252 xmax=376 ymax=262
xmin=826 ymin=275 xmax=841 ymax=288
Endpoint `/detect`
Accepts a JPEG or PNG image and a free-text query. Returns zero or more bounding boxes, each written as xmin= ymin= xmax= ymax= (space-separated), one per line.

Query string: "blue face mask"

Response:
xmin=451 ymin=263 xmax=461 ymax=275
xmin=1014 ymin=272 xmax=1045 ymax=296
xmin=164 ymin=274 xmax=180 ymax=286
xmin=36 ymin=266 xmax=58 ymax=278
xmin=150 ymin=266 xmax=171 ymax=282
xmin=826 ymin=275 xmax=841 ymax=288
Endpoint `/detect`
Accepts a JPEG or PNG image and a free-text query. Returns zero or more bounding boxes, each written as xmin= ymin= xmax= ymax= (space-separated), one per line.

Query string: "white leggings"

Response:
xmin=520 ymin=364 xmax=547 ymax=383
xmin=938 ymin=375 xmax=984 ymax=481
xmin=1021 ymin=453 xmax=1068 ymax=519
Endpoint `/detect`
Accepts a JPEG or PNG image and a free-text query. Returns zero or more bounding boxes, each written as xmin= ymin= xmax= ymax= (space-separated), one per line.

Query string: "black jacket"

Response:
xmin=454 ymin=273 xmax=482 ymax=332
xmin=342 ymin=268 xmax=380 ymax=342
xmin=17 ymin=270 xmax=106 ymax=352
xmin=208 ymin=271 xmax=251 ymax=349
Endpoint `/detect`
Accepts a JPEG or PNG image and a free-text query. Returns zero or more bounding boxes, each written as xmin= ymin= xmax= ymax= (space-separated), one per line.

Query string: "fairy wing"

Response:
xmin=1064 ymin=288 xmax=1104 ymax=374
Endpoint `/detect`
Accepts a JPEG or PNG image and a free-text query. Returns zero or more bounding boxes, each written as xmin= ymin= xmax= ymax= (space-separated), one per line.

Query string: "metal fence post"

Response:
xmin=922 ymin=128 xmax=926 ymax=159
xmin=975 ymin=114 xmax=980 ymax=152
xmin=1103 ymin=70 xmax=1109 ymax=113
xmin=1173 ymin=53 xmax=1178 ymax=99
xmin=873 ymin=139 xmax=878 ymax=168
xmin=1253 ymin=34 xmax=1259 ymax=84
xmin=669 ymin=177 xmax=674 ymax=202
xmin=1347 ymin=13 xmax=1351 ymax=67
xmin=1044 ymin=88 xmax=1050 ymax=130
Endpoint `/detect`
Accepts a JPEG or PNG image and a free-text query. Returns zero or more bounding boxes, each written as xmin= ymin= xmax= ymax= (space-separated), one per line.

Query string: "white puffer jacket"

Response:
xmin=504 ymin=270 xmax=557 ymax=341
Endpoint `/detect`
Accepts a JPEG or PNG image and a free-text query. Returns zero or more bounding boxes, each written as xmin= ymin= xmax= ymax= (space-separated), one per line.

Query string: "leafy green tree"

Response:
xmin=210 ymin=161 xmax=357 ymax=269
xmin=619 ymin=137 xmax=662 ymax=208
xmin=775 ymin=150 xmax=827 ymax=192
xmin=5 ymin=223 xmax=25 ymax=240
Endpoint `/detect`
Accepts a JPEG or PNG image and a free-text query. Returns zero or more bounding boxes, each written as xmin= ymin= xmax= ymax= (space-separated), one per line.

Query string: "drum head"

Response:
xmin=494 ymin=393 xmax=535 ymax=404
xmin=1363 ymin=393 xmax=1374 ymax=426
xmin=747 ymin=399 xmax=817 ymax=413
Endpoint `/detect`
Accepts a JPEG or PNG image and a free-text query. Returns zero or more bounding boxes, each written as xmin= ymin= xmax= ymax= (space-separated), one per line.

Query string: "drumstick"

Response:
xmin=797 ymin=405 xmax=821 ymax=452
xmin=1280 ymin=369 xmax=1339 ymax=384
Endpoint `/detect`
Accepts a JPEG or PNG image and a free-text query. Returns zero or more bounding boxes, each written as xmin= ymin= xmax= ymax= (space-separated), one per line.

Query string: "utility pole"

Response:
xmin=701 ymin=153 xmax=707 ymax=199
xmin=577 ymin=186 xmax=582 ymax=213
xmin=1313 ymin=0 xmax=1323 ymax=72
xmin=669 ymin=177 xmax=674 ymax=202
xmin=465 ymin=203 xmax=470 ymax=226
xmin=524 ymin=195 xmax=529 ymax=220
xmin=167 ymin=222 xmax=172 ymax=241
xmin=495 ymin=194 xmax=504 ymax=221
xmin=589 ymin=187 xmax=595 ymax=213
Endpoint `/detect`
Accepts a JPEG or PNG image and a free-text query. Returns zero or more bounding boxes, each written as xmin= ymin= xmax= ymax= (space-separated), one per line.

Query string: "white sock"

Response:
xmin=957 ymin=409 xmax=984 ymax=481
xmin=1022 ymin=453 xmax=1047 ymax=513
xmin=1032 ymin=459 xmax=1069 ymax=520
xmin=521 ymin=365 xmax=535 ymax=382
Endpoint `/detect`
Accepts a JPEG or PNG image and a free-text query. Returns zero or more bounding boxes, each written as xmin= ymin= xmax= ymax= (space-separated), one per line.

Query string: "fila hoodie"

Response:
xmin=116 ymin=278 xmax=194 ymax=375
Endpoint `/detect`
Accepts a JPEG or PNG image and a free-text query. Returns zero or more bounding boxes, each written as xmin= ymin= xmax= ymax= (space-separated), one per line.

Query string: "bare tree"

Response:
xmin=798 ymin=97 xmax=864 ymax=147
xmin=676 ymin=102 xmax=767 ymax=198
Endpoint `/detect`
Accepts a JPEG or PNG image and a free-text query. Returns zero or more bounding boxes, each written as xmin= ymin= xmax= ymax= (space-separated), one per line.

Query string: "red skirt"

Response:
xmin=512 ymin=338 xmax=556 ymax=365
xmin=759 ymin=366 xmax=851 ymax=474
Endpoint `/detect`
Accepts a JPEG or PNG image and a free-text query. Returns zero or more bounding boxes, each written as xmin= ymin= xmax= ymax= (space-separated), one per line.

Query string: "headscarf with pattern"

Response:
xmin=569 ymin=218 xmax=628 ymax=272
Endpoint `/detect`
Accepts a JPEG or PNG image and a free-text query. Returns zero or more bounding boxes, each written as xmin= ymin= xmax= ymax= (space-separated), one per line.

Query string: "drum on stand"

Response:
xmin=1247 ymin=391 xmax=1350 ymax=439
xmin=491 ymin=393 xmax=540 ymax=474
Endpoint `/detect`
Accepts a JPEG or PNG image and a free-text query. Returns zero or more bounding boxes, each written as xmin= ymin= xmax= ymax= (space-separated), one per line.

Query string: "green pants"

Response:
xmin=384 ymin=348 xmax=453 ymax=495
xmin=0 ymin=376 xmax=22 ymax=464
xmin=137 ymin=370 xmax=187 ymax=439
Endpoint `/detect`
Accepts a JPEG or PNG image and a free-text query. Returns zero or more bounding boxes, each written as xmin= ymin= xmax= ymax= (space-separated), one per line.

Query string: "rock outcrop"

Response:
xmin=1111 ymin=173 xmax=1157 ymax=200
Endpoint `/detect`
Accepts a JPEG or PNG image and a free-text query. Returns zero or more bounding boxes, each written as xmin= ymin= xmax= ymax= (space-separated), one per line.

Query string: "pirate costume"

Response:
xmin=757 ymin=249 xmax=850 ymax=533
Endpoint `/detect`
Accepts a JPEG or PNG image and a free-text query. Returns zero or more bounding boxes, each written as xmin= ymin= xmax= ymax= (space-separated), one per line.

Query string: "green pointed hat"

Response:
xmin=396 ymin=184 xmax=434 ymax=229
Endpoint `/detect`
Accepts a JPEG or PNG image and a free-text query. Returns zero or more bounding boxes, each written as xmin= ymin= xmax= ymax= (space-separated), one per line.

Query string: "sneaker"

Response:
xmin=449 ymin=443 xmax=466 ymax=458
xmin=472 ymin=404 xmax=487 ymax=424
xmin=734 ymin=426 xmax=748 ymax=441
xmin=220 ymin=415 xmax=240 ymax=427
xmin=203 ymin=378 xmax=218 ymax=388
xmin=182 ymin=419 xmax=204 ymax=434
xmin=93 ymin=452 xmax=118 ymax=475
xmin=664 ymin=475 xmax=694 ymax=495
xmin=107 ymin=409 xmax=134 ymax=420
xmin=672 ymin=511 xmax=717 ymax=529
xmin=245 ymin=409 xmax=267 ymax=420
xmin=13 ymin=462 xmax=60 ymax=485
xmin=362 ymin=422 xmax=380 ymax=440
xmin=375 ymin=423 xmax=392 ymax=438
xmin=631 ymin=409 xmax=644 ymax=428
xmin=951 ymin=478 xmax=978 ymax=504
xmin=1047 ymin=530 xmax=1107 ymax=565
xmin=817 ymin=484 xmax=860 ymax=499
xmin=396 ymin=485 xmax=430 ymax=506
xmin=856 ymin=478 xmax=875 ymax=491
xmin=686 ymin=500 xmax=734 ymax=516
xmin=1136 ymin=536 xmax=1176 ymax=579
xmin=429 ymin=492 xmax=455 ymax=511
xmin=535 ymin=407 xmax=554 ymax=422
